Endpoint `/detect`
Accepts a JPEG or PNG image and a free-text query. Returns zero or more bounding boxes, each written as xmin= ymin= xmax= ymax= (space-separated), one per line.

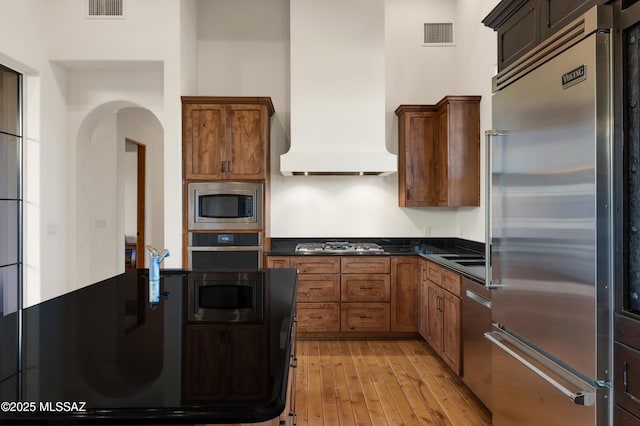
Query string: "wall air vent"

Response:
xmin=87 ymin=0 xmax=124 ymax=18
xmin=423 ymin=22 xmax=454 ymax=46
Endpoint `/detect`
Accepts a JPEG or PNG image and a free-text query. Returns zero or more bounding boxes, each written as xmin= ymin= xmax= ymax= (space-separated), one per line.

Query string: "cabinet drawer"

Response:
xmin=426 ymin=261 xmax=443 ymax=285
xmin=341 ymin=303 xmax=390 ymax=332
xmin=341 ymin=256 xmax=390 ymax=274
xmin=341 ymin=274 xmax=390 ymax=302
xmin=297 ymin=303 xmax=340 ymax=332
xmin=442 ymin=269 xmax=461 ymax=296
xmin=266 ymin=256 xmax=290 ymax=268
xmin=298 ymin=274 xmax=341 ymax=302
xmin=291 ymin=256 xmax=340 ymax=274
xmin=616 ymin=342 xmax=640 ymax=419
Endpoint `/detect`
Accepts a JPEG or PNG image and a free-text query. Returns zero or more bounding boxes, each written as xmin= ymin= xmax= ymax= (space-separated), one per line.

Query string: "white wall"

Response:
xmin=0 ymin=0 xmax=497 ymax=304
xmin=454 ymin=0 xmax=500 ymax=242
xmin=194 ymin=0 xmax=494 ymax=238
xmin=0 ymin=0 xmax=69 ymax=305
xmin=0 ymin=0 xmax=196 ymax=305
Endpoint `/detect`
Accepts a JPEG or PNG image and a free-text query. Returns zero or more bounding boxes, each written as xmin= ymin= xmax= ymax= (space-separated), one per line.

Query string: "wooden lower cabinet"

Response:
xmin=441 ymin=290 xmax=461 ymax=373
xmin=340 ymin=274 xmax=390 ymax=302
xmin=420 ymin=260 xmax=462 ymax=375
xmin=418 ymin=259 xmax=429 ymax=339
xmin=265 ymin=256 xmax=291 ymax=269
xmin=298 ymin=274 xmax=340 ymax=302
xmin=425 ymin=281 xmax=444 ymax=354
xmin=182 ymin=324 xmax=268 ymax=402
xmin=267 ymin=254 xmax=418 ymax=337
xmin=341 ymin=303 xmax=390 ymax=332
xmin=297 ymin=303 xmax=340 ymax=332
xmin=390 ymin=256 xmax=419 ymax=332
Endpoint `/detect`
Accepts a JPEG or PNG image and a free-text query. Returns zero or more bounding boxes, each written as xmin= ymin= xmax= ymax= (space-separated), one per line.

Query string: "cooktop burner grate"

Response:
xmin=295 ymin=241 xmax=384 ymax=253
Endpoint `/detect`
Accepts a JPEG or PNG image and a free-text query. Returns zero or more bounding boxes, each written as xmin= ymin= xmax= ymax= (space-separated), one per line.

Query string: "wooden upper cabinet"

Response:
xmin=483 ymin=0 xmax=602 ymax=72
xmin=395 ymin=106 xmax=438 ymax=206
xmin=182 ymin=97 xmax=274 ymax=181
xmin=436 ymin=96 xmax=481 ymax=206
xmin=395 ymin=96 xmax=480 ymax=207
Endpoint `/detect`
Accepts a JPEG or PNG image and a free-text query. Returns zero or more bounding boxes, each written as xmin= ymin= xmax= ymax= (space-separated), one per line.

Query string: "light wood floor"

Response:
xmin=294 ymin=339 xmax=492 ymax=426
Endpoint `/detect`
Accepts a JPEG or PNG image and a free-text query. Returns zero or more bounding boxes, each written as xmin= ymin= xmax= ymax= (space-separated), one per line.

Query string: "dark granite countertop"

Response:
xmin=268 ymin=237 xmax=487 ymax=282
xmin=1 ymin=268 xmax=298 ymax=425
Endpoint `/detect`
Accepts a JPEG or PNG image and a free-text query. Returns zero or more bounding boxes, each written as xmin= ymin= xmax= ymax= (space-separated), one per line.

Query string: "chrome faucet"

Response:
xmin=146 ymin=245 xmax=170 ymax=304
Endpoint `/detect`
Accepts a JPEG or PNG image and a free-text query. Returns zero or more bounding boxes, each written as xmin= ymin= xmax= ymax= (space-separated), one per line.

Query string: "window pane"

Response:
xmin=0 ymin=68 xmax=20 ymax=136
xmin=0 ymin=134 xmax=18 ymax=199
xmin=0 ymin=264 xmax=17 ymax=316
xmin=0 ymin=201 xmax=17 ymax=267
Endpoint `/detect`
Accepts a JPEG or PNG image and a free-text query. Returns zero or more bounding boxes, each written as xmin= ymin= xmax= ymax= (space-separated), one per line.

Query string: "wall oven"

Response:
xmin=188 ymin=232 xmax=262 ymax=270
xmin=188 ymin=181 xmax=263 ymax=230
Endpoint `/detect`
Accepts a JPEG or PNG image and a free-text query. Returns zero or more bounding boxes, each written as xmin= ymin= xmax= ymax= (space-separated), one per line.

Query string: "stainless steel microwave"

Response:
xmin=188 ymin=182 xmax=263 ymax=230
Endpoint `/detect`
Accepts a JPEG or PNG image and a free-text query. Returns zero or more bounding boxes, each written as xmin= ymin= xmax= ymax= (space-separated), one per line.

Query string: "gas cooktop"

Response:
xmin=295 ymin=241 xmax=384 ymax=253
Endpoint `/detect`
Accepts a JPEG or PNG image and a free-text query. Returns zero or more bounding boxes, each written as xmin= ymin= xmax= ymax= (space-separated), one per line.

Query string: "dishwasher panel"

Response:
xmin=462 ymin=276 xmax=492 ymax=411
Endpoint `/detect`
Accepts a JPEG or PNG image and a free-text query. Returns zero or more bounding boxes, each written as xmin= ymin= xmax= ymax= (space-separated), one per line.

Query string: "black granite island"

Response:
xmin=1 ymin=268 xmax=298 ymax=425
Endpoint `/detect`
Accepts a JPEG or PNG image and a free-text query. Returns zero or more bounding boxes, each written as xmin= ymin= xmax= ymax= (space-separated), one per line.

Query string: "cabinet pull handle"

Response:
xmin=359 ymin=314 xmax=373 ymax=319
xmin=407 ymin=188 xmax=411 ymax=200
xmin=309 ymin=314 xmax=322 ymax=319
xmin=309 ymin=287 xmax=322 ymax=291
xmin=360 ymin=286 xmax=373 ymax=290
xmin=228 ymin=160 xmax=232 ymax=172
xmin=221 ymin=161 xmax=226 ymax=172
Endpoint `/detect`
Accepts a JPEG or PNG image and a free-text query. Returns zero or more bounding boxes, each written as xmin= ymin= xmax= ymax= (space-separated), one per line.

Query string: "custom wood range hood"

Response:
xmin=280 ymin=0 xmax=397 ymax=176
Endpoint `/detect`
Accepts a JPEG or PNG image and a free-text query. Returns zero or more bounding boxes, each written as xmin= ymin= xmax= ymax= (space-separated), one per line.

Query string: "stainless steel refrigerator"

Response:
xmin=485 ymin=6 xmax=613 ymax=425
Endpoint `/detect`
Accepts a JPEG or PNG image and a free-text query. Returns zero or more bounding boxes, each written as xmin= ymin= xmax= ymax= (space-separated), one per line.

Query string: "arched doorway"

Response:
xmin=75 ymin=102 xmax=164 ymax=287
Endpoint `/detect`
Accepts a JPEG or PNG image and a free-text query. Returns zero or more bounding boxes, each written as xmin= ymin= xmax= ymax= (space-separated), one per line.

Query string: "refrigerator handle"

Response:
xmin=485 ymin=330 xmax=596 ymax=407
xmin=484 ymin=130 xmax=504 ymax=289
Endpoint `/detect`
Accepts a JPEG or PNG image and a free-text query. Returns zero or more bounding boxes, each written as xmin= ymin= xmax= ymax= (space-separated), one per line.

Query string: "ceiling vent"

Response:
xmin=87 ymin=0 xmax=124 ymax=18
xmin=423 ymin=23 xmax=454 ymax=45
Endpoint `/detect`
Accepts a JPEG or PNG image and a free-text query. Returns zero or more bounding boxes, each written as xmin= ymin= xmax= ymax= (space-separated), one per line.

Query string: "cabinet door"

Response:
xmin=418 ymin=279 xmax=429 ymax=340
xmin=541 ymin=0 xmax=595 ymax=41
xmin=183 ymin=104 xmax=225 ymax=180
xmin=399 ymin=111 xmax=438 ymax=206
xmin=436 ymin=97 xmax=480 ymax=206
xmin=390 ymin=257 xmax=419 ymax=332
xmin=182 ymin=324 xmax=227 ymax=401
xmin=497 ymin=0 xmax=540 ymax=71
xmin=437 ymin=104 xmax=450 ymax=205
xmin=442 ymin=291 xmax=461 ymax=375
xmin=227 ymin=325 xmax=268 ymax=399
xmin=226 ymin=104 xmax=267 ymax=180
xmin=426 ymin=282 xmax=443 ymax=353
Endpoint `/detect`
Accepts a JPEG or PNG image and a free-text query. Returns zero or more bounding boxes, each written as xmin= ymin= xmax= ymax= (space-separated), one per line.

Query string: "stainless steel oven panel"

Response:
xmin=188 ymin=181 xmax=263 ymax=230
xmin=187 ymin=246 xmax=263 ymax=270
